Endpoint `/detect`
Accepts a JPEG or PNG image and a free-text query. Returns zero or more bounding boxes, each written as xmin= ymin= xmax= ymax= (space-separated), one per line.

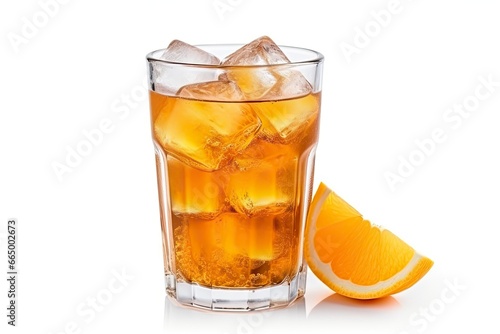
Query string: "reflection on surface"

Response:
xmin=164 ymin=295 xmax=306 ymax=334
xmin=308 ymin=293 xmax=407 ymax=333
xmin=317 ymin=293 xmax=401 ymax=308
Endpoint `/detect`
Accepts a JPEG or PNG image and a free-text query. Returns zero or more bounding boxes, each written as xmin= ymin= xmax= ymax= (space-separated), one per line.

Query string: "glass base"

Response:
xmin=165 ymin=267 xmax=307 ymax=311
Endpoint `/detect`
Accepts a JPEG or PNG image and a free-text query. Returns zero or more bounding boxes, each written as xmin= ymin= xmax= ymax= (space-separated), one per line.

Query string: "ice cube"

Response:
xmin=218 ymin=67 xmax=277 ymax=100
xmin=237 ymin=214 xmax=279 ymax=261
xmin=152 ymin=40 xmax=220 ymax=94
xmin=177 ymin=80 xmax=244 ymax=101
xmin=161 ymin=40 xmax=220 ymax=64
xmin=227 ymin=140 xmax=298 ymax=216
xmin=221 ymin=36 xmax=313 ymax=100
xmin=260 ymin=69 xmax=312 ymax=100
xmin=221 ymin=36 xmax=286 ymax=100
xmin=252 ymin=92 xmax=320 ymax=143
xmin=199 ymin=213 xmax=282 ymax=261
xmin=223 ymin=36 xmax=290 ymax=66
xmin=167 ymin=156 xmax=228 ymax=218
xmin=154 ymin=80 xmax=262 ymax=171
xmin=217 ymin=213 xmax=277 ymax=261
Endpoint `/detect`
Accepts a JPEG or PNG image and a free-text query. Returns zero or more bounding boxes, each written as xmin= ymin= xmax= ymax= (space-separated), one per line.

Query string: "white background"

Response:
xmin=1 ymin=0 xmax=499 ymax=333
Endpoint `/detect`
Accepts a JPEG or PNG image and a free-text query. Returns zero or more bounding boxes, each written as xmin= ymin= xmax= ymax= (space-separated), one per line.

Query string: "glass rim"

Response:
xmin=146 ymin=44 xmax=324 ymax=69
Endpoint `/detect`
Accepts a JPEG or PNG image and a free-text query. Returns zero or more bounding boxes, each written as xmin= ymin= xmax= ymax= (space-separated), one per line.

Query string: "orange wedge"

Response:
xmin=305 ymin=182 xmax=433 ymax=299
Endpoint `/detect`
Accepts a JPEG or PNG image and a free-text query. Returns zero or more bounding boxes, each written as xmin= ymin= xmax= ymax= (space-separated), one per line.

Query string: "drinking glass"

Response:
xmin=147 ymin=43 xmax=323 ymax=311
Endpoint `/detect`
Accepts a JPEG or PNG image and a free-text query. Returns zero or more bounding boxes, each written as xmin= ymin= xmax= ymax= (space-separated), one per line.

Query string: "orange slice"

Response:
xmin=305 ymin=182 xmax=433 ymax=299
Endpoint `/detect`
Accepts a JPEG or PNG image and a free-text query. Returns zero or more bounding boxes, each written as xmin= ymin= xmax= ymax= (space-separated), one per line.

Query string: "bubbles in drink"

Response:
xmin=172 ymin=211 xmax=296 ymax=287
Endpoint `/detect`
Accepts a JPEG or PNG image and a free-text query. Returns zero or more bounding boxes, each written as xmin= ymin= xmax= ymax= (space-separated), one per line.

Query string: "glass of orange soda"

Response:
xmin=146 ymin=36 xmax=323 ymax=311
